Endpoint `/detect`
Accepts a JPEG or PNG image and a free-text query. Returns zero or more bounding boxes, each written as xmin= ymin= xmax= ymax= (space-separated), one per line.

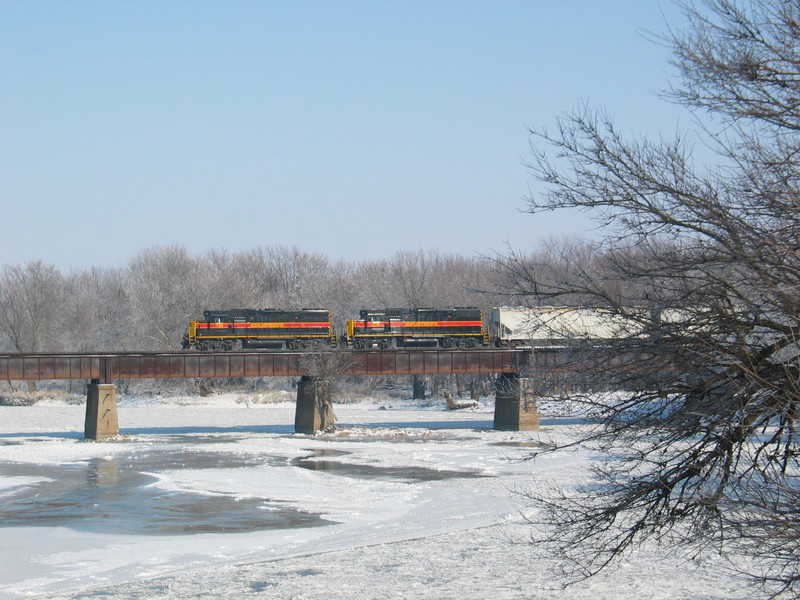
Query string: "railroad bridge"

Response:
xmin=0 ymin=348 xmax=566 ymax=439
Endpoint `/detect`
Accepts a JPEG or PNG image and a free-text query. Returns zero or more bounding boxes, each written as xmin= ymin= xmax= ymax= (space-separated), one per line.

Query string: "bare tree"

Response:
xmin=236 ymin=246 xmax=329 ymax=309
xmin=500 ymin=1 xmax=800 ymax=596
xmin=390 ymin=248 xmax=476 ymax=309
xmin=314 ymin=259 xmax=370 ymax=337
xmin=0 ymin=261 xmax=63 ymax=391
xmin=357 ymin=258 xmax=397 ymax=308
xmin=194 ymin=248 xmax=252 ymax=310
xmin=0 ymin=261 xmax=63 ymax=353
xmin=392 ymin=249 xmax=433 ymax=308
xmin=127 ymin=246 xmax=201 ymax=350
xmin=62 ymin=266 xmax=131 ymax=351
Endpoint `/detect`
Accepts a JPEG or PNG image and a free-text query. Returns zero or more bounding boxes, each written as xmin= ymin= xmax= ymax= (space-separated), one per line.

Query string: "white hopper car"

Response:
xmin=490 ymin=307 xmax=640 ymax=346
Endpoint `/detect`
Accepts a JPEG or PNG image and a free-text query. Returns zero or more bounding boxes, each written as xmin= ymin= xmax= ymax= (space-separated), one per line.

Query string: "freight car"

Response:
xmin=345 ymin=307 xmax=489 ymax=349
xmin=183 ymin=309 xmax=337 ymax=351
xmin=490 ymin=306 xmax=642 ymax=346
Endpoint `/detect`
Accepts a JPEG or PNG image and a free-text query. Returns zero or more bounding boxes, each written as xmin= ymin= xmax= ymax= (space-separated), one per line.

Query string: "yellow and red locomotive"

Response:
xmin=183 ymin=309 xmax=337 ymax=351
xmin=345 ymin=308 xmax=488 ymax=349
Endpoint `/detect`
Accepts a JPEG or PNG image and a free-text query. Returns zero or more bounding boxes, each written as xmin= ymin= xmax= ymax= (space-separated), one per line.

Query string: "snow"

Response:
xmin=0 ymin=392 xmax=749 ymax=599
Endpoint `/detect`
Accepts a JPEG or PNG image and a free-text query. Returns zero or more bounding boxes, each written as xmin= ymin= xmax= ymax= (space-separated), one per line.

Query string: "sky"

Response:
xmin=0 ymin=1 xmax=690 ymax=271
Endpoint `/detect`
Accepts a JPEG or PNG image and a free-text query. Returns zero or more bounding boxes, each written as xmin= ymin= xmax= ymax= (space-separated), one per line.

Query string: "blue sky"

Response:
xmin=0 ymin=1 xmax=688 ymax=270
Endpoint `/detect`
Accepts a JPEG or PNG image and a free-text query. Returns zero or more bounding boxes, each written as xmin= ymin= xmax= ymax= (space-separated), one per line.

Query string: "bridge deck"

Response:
xmin=0 ymin=349 xmax=563 ymax=382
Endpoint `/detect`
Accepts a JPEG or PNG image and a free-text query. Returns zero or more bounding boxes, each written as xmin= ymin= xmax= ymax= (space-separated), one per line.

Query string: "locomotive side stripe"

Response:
xmin=197 ymin=322 xmax=331 ymax=329
xmin=354 ymin=332 xmax=480 ymax=337
xmin=196 ymin=334 xmax=330 ymax=338
xmin=352 ymin=321 xmax=482 ymax=328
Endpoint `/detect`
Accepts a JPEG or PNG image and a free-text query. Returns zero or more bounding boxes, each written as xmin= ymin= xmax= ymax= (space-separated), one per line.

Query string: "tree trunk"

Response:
xmin=412 ymin=375 xmax=426 ymax=400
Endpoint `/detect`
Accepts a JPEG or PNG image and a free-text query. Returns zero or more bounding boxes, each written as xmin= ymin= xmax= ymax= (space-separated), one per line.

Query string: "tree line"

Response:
xmin=0 ymin=246 xmax=514 ymax=354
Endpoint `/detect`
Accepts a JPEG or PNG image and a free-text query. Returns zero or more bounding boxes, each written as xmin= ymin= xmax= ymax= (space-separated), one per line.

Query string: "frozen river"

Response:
xmin=0 ymin=393 xmax=748 ymax=599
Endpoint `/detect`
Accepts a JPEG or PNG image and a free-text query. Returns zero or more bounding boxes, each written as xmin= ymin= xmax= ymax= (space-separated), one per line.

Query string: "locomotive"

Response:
xmin=345 ymin=307 xmax=488 ymax=349
xmin=183 ymin=308 xmax=337 ymax=351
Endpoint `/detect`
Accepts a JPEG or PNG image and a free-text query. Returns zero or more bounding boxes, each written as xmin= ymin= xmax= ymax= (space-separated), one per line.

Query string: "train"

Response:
xmin=182 ymin=306 xmax=632 ymax=351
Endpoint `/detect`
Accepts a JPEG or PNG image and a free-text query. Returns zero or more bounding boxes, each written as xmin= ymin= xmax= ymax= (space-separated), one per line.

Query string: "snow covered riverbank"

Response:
xmin=0 ymin=394 xmax=748 ymax=599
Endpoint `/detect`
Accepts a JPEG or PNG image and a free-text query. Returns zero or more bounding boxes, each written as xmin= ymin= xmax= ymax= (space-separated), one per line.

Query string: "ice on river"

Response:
xmin=0 ymin=393 xmax=748 ymax=599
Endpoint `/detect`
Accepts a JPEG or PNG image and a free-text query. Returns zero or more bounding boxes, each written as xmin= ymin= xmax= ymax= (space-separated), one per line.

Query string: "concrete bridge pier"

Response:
xmin=84 ymin=380 xmax=119 ymax=440
xmin=295 ymin=375 xmax=335 ymax=434
xmin=494 ymin=372 xmax=540 ymax=431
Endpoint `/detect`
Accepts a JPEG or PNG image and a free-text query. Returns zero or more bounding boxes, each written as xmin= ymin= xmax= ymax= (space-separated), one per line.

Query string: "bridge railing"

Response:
xmin=0 ymin=349 xmax=546 ymax=383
